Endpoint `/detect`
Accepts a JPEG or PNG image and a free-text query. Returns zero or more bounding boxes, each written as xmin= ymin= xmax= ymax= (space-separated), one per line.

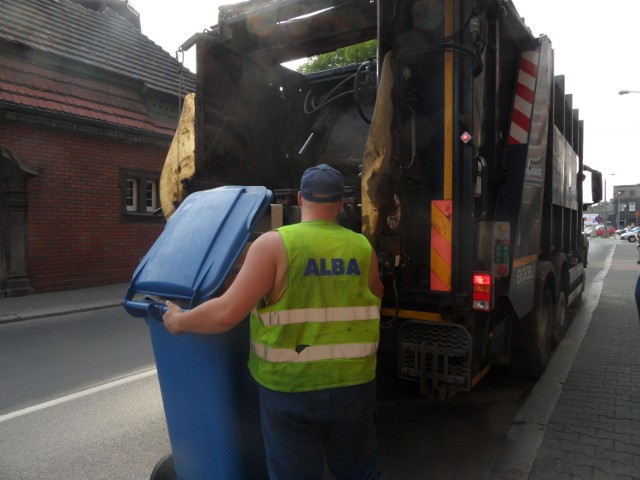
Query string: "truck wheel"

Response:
xmin=150 ymin=455 xmax=176 ymax=480
xmin=512 ymin=281 xmax=553 ymax=379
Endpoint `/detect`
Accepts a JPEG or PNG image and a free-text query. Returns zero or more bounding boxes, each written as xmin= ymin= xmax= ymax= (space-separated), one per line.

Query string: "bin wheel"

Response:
xmin=150 ymin=454 xmax=176 ymax=480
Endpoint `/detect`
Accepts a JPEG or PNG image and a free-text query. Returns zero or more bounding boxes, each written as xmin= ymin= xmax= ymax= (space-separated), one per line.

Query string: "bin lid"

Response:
xmin=124 ymin=186 xmax=273 ymax=308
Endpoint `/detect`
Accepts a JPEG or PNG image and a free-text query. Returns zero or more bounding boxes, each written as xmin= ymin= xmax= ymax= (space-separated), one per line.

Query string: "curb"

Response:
xmin=0 ymin=302 xmax=122 ymax=325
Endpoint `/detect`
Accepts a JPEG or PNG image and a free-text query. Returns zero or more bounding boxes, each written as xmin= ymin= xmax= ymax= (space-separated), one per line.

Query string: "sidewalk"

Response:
xmin=0 ymin=283 xmax=128 ymax=324
xmin=488 ymin=240 xmax=640 ymax=479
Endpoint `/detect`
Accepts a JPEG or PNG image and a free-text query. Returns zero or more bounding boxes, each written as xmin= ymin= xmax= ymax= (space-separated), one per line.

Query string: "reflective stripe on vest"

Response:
xmin=255 ymin=305 xmax=380 ymax=326
xmin=251 ymin=340 xmax=379 ymax=363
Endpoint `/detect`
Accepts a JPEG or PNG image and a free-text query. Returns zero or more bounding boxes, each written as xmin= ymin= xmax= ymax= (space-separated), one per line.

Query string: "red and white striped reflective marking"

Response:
xmin=508 ymin=49 xmax=539 ymax=145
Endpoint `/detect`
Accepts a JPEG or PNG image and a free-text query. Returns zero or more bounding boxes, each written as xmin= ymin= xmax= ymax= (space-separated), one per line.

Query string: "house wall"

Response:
xmin=613 ymin=185 xmax=640 ymax=228
xmin=0 ymin=118 xmax=167 ymax=292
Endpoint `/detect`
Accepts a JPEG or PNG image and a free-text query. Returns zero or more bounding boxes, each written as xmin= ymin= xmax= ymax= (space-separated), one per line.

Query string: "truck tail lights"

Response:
xmin=472 ymin=272 xmax=493 ymax=311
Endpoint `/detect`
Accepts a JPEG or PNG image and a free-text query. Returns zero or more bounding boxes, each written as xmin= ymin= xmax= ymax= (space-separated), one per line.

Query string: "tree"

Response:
xmin=297 ymin=41 xmax=377 ymax=74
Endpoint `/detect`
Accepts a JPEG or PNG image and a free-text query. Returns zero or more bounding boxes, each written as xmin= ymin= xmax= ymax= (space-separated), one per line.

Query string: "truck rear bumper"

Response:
xmin=398 ymin=320 xmax=472 ymax=399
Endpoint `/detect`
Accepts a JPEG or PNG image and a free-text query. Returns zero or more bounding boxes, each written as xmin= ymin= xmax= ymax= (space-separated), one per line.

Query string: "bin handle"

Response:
xmin=148 ymin=302 xmax=169 ymax=322
xmin=123 ymin=299 xmax=168 ymax=321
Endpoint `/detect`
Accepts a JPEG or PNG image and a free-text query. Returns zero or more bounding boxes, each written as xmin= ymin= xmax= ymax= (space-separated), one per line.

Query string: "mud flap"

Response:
xmin=398 ymin=320 xmax=472 ymax=398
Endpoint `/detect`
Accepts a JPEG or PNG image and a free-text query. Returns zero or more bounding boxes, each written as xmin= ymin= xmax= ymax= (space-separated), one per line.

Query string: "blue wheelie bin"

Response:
xmin=123 ymin=185 xmax=272 ymax=480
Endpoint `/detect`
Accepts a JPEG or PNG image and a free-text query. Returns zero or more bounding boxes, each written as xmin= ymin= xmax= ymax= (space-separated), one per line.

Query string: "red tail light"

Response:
xmin=472 ymin=272 xmax=493 ymax=311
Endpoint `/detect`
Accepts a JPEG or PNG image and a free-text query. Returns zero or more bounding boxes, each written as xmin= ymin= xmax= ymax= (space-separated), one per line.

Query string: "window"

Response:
xmin=121 ymin=169 xmax=162 ymax=220
xmin=125 ymin=178 xmax=138 ymax=212
xmin=145 ymin=180 xmax=158 ymax=212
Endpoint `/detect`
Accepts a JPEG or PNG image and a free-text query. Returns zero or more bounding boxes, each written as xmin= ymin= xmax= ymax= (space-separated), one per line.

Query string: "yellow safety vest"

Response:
xmin=248 ymin=220 xmax=381 ymax=392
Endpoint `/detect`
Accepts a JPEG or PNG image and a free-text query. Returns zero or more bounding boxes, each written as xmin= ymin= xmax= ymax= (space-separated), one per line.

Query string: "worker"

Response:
xmin=162 ymin=163 xmax=384 ymax=480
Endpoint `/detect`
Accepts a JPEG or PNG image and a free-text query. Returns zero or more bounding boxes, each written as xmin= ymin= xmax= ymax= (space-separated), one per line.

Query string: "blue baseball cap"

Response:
xmin=300 ymin=164 xmax=345 ymax=203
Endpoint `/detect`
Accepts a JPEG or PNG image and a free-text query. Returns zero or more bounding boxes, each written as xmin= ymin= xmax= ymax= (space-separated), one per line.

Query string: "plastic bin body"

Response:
xmin=147 ymin=315 xmax=264 ymax=479
xmin=123 ymin=186 xmax=271 ymax=479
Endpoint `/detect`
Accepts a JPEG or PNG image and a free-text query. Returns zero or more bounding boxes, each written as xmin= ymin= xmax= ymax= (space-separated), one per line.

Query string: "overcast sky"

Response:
xmin=130 ymin=0 xmax=640 ymax=200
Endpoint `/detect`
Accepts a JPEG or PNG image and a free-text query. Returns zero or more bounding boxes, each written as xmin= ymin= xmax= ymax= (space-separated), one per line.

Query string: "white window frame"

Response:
xmin=125 ymin=178 xmax=138 ymax=212
xmin=121 ymin=169 xmax=161 ymax=218
xmin=145 ymin=180 xmax=158 ymax=213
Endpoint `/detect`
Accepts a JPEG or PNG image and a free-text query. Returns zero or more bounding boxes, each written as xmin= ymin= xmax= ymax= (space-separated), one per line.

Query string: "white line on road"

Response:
xmin=0 ymin=368 xmax=158 ymax=424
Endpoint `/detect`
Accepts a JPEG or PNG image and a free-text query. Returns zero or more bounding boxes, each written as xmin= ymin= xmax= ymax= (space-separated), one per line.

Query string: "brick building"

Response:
xmin=611 ymin=183 xmax=640 ymax=228
xmin=0 ymin=0 xmax=196 ymax=296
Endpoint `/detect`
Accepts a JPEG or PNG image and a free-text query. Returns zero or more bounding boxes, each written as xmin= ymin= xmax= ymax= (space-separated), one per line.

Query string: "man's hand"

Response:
xmin=163 ymin=301 xmax=184 ymax=335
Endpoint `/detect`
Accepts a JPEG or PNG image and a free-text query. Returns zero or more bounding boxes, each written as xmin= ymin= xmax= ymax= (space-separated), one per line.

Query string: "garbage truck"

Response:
xmin=161 ymin=0 xmax=603 ymax=399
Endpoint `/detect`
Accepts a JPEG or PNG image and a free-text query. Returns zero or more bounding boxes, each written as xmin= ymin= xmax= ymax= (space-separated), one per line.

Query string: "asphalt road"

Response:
xmin=0 ymin=241 xmax=612 ymax=479
xmin=0 ymin=308 xmax=155 ymax=415
xmin=0 ymin=310 xmax=167 ymax=480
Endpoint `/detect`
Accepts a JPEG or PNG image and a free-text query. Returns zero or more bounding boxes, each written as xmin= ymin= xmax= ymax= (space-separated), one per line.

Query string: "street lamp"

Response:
xmin=618 ymin=89 xmax=638 ymax=228
xmin=603 ymin=174 xmax=616 ymax=237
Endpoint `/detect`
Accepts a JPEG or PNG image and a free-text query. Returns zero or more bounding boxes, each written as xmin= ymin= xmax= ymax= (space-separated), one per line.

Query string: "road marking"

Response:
xmin=0 ymin=368 xmax=157 ymax=424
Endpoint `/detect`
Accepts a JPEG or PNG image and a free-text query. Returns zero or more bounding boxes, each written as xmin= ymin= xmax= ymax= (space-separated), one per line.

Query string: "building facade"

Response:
xmin=0 ymin=0 xmax=196 ymax=296
xmin=612 ymin=184 xmax=640 ymax=228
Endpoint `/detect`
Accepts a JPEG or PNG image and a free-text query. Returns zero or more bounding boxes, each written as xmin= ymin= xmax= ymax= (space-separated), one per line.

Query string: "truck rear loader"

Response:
xmin=161 ymin=0 xmax=603 ymax=398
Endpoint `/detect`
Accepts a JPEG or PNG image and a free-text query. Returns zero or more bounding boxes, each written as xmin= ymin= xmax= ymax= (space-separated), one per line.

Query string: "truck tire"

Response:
xmin=512 ymin=280 xmax=554 ymax=379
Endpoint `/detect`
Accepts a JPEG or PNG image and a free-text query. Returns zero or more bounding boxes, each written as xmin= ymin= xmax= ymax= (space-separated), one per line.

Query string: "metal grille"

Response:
xmin=399 ymin=321 xmax=472 ymax=392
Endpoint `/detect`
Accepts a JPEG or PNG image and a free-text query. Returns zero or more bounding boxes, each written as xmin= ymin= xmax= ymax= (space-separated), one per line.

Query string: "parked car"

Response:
xmin=595 ymin=225 xmax=616 ymax=236
xmin=620 ymin=226 xmax=640 ymax=242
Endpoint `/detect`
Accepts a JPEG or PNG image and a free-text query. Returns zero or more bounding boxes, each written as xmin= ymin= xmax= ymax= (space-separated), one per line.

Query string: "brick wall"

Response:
xmin=0 ymin=119 xmax=168 ymax=292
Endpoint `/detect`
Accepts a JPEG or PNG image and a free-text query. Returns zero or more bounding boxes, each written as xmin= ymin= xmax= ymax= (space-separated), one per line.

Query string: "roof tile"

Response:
xmin=0 ymin=0 xmax=196 ymax=97
xmin=0 ymin=56 xmax=176 ymax=135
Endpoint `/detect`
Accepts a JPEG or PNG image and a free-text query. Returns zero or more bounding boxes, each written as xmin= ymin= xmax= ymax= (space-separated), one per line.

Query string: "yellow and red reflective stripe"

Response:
xmin=431 ymin=200 xmax=452 ymax=291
